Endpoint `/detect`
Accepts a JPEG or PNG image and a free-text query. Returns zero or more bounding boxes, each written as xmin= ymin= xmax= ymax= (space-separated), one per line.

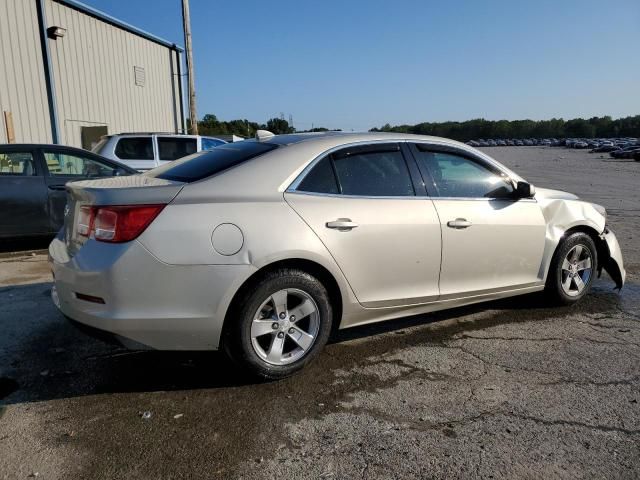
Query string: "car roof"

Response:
xmin=260 ymin=131 xmax=469 ymax=148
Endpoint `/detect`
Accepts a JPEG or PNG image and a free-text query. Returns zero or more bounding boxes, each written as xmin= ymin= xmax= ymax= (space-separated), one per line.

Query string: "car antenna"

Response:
xmin=255 ymin=130 xmax=275 ymax=141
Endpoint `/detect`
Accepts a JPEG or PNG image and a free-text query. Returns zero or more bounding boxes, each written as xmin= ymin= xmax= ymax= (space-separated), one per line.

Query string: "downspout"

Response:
xmin=169 ymin=48 xmax=178 ymax=133
xmin=35 ymin=0 xmax=60 ymax=144
xmin=175 ymin=48 xmax=187 ymax=134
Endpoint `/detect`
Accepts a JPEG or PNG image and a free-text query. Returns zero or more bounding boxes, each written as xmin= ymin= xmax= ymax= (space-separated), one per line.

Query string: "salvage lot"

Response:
xmin=0 ymin=146 xmax=638 ymax=479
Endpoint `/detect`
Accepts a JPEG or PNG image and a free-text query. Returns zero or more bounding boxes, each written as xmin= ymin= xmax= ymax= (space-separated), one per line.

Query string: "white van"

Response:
xmin=92 ymin=133 xmax=227 ymax=171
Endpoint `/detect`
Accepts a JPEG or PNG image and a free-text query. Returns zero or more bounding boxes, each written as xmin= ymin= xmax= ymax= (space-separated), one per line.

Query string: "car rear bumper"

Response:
xmin=49 ymin=235 xmax=255 ymax=350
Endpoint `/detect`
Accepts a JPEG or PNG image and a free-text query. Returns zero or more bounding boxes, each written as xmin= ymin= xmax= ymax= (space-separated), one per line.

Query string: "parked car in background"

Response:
xmin=591 ymin=144 xmax=619 ymax=153
xmin=93 ymin=133 xmax=227 ymax=171
xmin=611 ymin=145 xmax=640 ymax=158
xmin=49 ymin=131 xmax=625 ymax=379
xmin=0 ymin=144 xmax=136 ymax=238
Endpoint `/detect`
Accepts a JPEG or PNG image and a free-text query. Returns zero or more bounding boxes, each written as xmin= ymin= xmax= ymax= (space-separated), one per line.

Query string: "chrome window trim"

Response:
xmin=286 ymin=190 xmax=537 ymax=203
xmin=286 ymin=139 xmax=530 ymax=201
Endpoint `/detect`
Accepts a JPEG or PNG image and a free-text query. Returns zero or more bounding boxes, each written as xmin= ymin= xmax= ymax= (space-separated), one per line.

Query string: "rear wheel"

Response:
xmin=223 ymin=268 xmax=333 ymax=379
xmin=546 ymin=232 xmax=597 ymax=305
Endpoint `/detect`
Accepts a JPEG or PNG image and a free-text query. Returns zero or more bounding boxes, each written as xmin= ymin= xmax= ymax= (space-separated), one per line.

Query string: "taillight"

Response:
xmin=77 ymin=206 xmax=93 ymax=237
xmin=76 ymin=205 xmax=165 ymax=243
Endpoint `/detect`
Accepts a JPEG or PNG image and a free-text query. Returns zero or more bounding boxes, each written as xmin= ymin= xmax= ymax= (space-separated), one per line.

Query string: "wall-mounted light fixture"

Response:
xmin=47 ymin=26 xmax=66 ymax=39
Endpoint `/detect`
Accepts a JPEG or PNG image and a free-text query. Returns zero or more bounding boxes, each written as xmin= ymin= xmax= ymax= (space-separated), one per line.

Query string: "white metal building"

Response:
xmin=0 ymin=0 xmax=185 ymax=149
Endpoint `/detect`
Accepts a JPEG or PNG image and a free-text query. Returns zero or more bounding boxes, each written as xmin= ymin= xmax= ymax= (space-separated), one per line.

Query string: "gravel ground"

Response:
xmin=0 ymin=146 xmax=638 ymax=479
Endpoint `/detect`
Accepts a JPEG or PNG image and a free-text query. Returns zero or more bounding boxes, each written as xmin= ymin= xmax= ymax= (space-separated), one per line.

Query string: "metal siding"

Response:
xmin=44 ymin=0 xmax=179 ymax=147
xmin=0 ymin=0 xmax=52 ymax=143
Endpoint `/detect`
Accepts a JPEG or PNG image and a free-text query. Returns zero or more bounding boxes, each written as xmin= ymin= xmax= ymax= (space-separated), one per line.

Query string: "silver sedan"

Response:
xmin=49 ymin=132 xmax=625 ymax=378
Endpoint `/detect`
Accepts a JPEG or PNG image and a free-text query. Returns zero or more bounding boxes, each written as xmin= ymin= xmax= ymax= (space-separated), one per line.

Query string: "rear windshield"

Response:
xmin=145 ymin=141 xmax=278 ymax=182
xmin=91 ymin=137 xmax=110 ymax=153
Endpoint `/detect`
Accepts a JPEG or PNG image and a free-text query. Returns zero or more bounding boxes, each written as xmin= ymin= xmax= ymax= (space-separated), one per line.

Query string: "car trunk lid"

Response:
xmin=63 ymin=175 xmax=184 ymax=255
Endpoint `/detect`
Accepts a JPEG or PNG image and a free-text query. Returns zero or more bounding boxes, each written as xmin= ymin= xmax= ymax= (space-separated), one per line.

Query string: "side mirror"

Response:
xmin=113 ymin=167 xmax=127 ymax=176
xmin=515 ymin=181 xmax=535 ymax=199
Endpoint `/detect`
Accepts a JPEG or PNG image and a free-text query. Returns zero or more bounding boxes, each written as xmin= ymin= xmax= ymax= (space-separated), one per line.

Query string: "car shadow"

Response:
xmin=0 ymin=279 xmax=629 ymax=406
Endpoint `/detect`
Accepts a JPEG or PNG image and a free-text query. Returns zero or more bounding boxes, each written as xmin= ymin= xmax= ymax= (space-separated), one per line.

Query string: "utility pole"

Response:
xmin=182 ymin=0 xmax=198 ymax=134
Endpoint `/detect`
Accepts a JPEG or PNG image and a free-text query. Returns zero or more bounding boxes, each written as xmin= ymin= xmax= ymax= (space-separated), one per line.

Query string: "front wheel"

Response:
xmin=223 ymin=268 xmax=333 ymax=380
xmin=545 ymin=232 xmax=598 ymax=305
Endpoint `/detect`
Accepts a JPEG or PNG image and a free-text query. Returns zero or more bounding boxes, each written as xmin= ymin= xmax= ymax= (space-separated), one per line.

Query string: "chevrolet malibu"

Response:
xmin=49 ymin=132 xmax=625 ymax=379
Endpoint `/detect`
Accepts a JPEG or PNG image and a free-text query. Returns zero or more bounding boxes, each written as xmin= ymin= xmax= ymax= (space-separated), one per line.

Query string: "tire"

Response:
xmin=223 ymin=268 xmax=333 ymax=380
xmin=545 ymin=232 xmax=598 ymax=305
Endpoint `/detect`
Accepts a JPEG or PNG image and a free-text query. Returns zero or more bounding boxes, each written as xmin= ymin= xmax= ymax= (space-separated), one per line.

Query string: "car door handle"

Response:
xmin=47 ymin=185 xmax=66 ymax=191
xmin=447 ymin=218 xmax=472 ymax=229
xmin=326 ymin=219 xmax=358 ymax=231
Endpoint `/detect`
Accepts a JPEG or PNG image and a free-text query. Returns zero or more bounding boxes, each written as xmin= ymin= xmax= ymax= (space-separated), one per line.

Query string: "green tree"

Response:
xmin=265 ymin=118 xmax=294 ymax=134
xmin=370 ymin=115 xmax=640 ymax=140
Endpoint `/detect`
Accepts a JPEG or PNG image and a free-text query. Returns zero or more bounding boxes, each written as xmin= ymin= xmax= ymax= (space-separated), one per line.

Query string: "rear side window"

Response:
xmin=296 ymin=145 xmax=415 ymax=197
xmin=43 ymin=151 xmax=120 ymax=178
xmin=333 ymin=148 xmax=414 ymax=196
xmin=297 ymin=157 xmax=339 ymax=194
xmin=147 ymin=141 xmax=278 ymax=182
xmin=115 ymin=137 xmax=154 ymax=160
xmin=0 ymin=151 xmax=36 ymax=176
xmin=158 ymin=137 xmax=197 ymax=161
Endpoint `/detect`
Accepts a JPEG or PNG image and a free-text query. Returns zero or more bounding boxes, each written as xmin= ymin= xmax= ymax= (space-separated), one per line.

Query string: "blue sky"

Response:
xmin=84 ymin=0 xmax=639 ymax=131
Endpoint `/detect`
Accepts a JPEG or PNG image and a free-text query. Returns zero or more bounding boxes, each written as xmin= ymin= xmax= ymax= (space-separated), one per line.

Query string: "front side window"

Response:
xmin=158 ymin=137 xmax=197 ymax=160
xmin=413 ymin=146 xmax=514 ymax=198
xmin=44 ymin=152 xmax=117 ymax=177
xmin=0 ymin=151 xmax=36 ymax=176
xmin=115 ymin=137 xmax=154 ymax=160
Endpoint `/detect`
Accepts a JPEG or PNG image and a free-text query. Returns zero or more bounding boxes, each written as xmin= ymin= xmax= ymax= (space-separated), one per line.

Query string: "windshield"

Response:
xmin=145 ymin=141 xmax=278 ymax=183
xmin=91 ymin=136 xmax=110 ymax=153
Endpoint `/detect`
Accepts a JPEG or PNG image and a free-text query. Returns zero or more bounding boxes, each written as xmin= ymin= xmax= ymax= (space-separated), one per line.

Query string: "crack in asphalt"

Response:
xmin=438 ymin=341 xmax=640 ymax=387
xmin=539 ymin=375 xmax=640 ymax=387
xmin=500 ymin=413 xmax=640 ymax=436
xmin=457 ymin=332 xmax=640 ymax=349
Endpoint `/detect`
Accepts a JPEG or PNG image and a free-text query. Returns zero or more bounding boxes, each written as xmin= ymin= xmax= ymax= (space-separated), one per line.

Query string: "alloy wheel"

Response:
xmin=560 ymin=244 xmax=593 ymax=297
xmin=250 ymin=288 xmax=320 ymax=365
